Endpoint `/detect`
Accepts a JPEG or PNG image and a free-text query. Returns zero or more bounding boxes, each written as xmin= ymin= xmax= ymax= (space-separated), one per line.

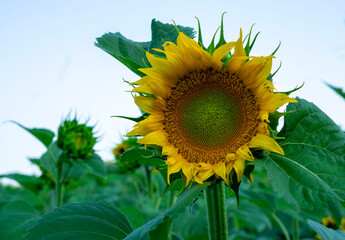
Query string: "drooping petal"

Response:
xmin=213 ymin=162 xmax=228 ymax=184
xmin=234 ymin=158 xmax=245 ymax=182
xmin=236 ymin=145 xmax=254 ymax=161
xmin=182 ymin=163 xmax=195 ymax=186
xmin=167 ymin=160 xmax=183 ymax=184
xmin=248 ymin=134 xmax=284 ymax=155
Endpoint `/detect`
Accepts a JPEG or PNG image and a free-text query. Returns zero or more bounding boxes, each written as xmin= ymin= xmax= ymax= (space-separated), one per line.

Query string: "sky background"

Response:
xmin=1 ymin=0 xmax=345 ymax=181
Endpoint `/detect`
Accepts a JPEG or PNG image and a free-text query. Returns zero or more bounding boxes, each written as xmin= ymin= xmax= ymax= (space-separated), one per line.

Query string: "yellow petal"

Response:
xmin=137 ymin=130 xmax=169 ymax=147
xmin=167 ymin=161 xmax=182 ymax=184
xmin=182 ymin=163 xmax=195 ymax=186
xmin=236 ymin=145 xmax=254 ymax=161
xmin=234 ymin=29 xmax=246 ymax=57
xmin=134 ymin=96 xmax=166 ymax=114
xmin=226 ymin=153 xmax=237 ymax=161
xmin=240 ymin=56 xmax=273 ymax=90
xmin=212 ymin=41 xmax=235 ymax=61
xmin=248 ymin=134 xmax=284 ymax=155
xmin=213 ymin=162 xmax=228 ymax=184
xmin=194 ymin=169 xmax=214 ymax=184
xmin=126 ymin=113 xmax=164 ymax=136
xmin=261 ymin=93 xmax=298 ymax=112
xmin=234 ymin=158 xmax=245 ymax=182
xmin=162 ymin=145 xmax=178 ymax=156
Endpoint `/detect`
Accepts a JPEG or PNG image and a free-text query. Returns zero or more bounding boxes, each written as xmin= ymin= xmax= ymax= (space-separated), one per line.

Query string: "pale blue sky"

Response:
xmin=1 ymin=0 xmax=345 ymax=178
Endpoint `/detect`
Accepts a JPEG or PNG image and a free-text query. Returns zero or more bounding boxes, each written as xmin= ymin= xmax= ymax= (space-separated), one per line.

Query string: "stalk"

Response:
xmin=55 ymin=162 xmax=63 ymax=208
xmin=272 ymin=212 xmax=291 ymax=240
xmin=205 ymin=181 xmax=228 ymax=240
xmin=293 ymin=218 xmax=299 ymax=240
xmin=144 ymin=166 xmax=153 ymax=200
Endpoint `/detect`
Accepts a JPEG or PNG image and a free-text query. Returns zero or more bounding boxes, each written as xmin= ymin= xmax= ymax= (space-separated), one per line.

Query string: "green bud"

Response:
xmin=57 ymin=118 xmax=97 ymax=159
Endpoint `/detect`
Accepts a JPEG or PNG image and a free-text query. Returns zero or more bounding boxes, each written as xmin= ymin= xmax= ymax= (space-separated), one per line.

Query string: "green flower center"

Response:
xmin=180 ymin=89 xmax=242 ymax=149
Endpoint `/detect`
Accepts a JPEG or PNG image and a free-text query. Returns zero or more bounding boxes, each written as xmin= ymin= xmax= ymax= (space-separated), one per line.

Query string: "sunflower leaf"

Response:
xmin=265 ymin=98 xmax=345 ymax=209
xmin=8 ymin=121 xmax=55 ymax=148
xmin=308 ymin=219 xmax=345 ymax=240
xmin=0 ymin=174 xmax=42 ymax=194
xmin=0 ymin=200 xmax=39 ymax=240
xmin=324 ymin=82 xmax=345 ymax=100
xmin=124 ymin=183 xmax=210 ymax=240
xmin=26 ymin=201 xmax=133 ymax=240
xmin=149 ymin=19 xmax=195 ymax=56
xmin=95 ymin=32 xmax=149 ymax=77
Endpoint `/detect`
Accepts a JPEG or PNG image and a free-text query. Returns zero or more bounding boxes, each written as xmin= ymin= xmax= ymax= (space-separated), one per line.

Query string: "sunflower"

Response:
xmin=127 ymin=27 xmax=296 ymax=186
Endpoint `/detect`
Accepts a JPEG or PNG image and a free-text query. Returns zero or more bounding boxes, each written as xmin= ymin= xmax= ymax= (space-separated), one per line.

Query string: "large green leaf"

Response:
xmin=0 ymin=174 xmax=42 ymax=193
xmin=10 ymin=121 xmax=55 ymax=148
xmin=0 ymin=200 xmax=38 ymax=240
xmin=149 ymin=19 xmax=195 ymax=56
xmin=265 ymin=98 xmax=345 ymax=209
xmin=95 ymin=19 xmax=195 ymax=76
xmin=124 ymin=183 xmax=210 ymax=240
xmin=95 ymin=32 xmax=148 ymax=77
xmin=26 ymin=201 xmax=133 ymax=240
xmin=308 ymin=219 xmax=345 ymax=240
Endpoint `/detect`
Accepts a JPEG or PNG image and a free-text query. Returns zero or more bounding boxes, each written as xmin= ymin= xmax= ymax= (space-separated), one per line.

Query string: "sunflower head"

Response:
xmin=57 ymin=118 xmax=97 ymax=159
xmin=127 ymin=18 xmax=297 ymax=186
xmin=112 ymin=137 xmax=139 ymax=158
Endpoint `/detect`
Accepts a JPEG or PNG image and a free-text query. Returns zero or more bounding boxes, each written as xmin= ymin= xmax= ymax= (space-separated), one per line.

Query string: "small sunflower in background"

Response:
xmin=127 ymin=22 xmax=296 ymax=186
xmin=112 ymin=137 xmax=139 ymax=158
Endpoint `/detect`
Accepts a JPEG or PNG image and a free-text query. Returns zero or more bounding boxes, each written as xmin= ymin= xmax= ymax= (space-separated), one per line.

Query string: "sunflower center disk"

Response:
xmin=180 ymin=90 xmax=242 ymax=149
xmin=164 ymin=69 xmax=260 ymax=164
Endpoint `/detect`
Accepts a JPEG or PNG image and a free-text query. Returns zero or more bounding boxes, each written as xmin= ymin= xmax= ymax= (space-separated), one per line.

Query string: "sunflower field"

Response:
xmin=1 ymin=15 xmax=345 ymax=240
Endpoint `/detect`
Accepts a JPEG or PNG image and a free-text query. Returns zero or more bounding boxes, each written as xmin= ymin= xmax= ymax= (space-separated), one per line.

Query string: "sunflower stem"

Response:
xmin=272 ymin=212 xmax=291 ymax=240
xmin=55 ymin=162 xmax=64 ymax=208
xmin=292 ymin=217 xmax=299 ymax=240
xmin=144 ymin=166 xmax=153 ymax=200
xmin=205 ymin=181 xmax=228 ymax=240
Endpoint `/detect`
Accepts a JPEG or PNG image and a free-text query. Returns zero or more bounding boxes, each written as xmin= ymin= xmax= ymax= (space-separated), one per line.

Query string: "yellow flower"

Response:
xmin=127 ymin=28 xmax=296 ymax=186
xmin=112 ymin=142 xmax=130 ymax=156
xmin=321 ymin=216 xmax=337 ymax=230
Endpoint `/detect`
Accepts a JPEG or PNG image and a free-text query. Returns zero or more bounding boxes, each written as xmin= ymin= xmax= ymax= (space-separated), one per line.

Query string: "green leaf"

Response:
xmin=119 ymin=147 xmax=161 ymax=165
xmin=39 ymin=142 xmax=62 ymax=180
xmin=266 ymin=98 xmax=345 ymax=209
xmin=0 ymin=174 xmax=42 ymax=193
xmin=324 ymin=82 xmax=345 ymax=100
xmin=0 ymin=200 xmax=38 ymax=240
xmin=9 ymin=121 xmax=55 ymax=148
xmin=68 ymin=154 xmax=106 ymax=179
xmin=308 ymin=219 xmax=345 ymax=240
xmin=84 ymin=154 xmax=106 ymax=178
xmin=124 ymin=183 xmax=211 ymax=240
xmin=26 ymin=201 xmax=133 ymax=240
xmin=149 ymin=19 xmax=195 ymax=56
xmin=95 ymin=32 xmax=148 ymax=77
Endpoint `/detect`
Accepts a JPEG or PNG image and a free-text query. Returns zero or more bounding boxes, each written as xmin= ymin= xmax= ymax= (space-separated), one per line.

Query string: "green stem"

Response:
xmin=205 ymin=181 xmax=228 ymax=240
xmin=293 ymin=218 xmax=299 ymax=240
xmin=55 ymin=162 xmax=63 ymax=208
xmin=144 ymin=166 xmax=153 ymax=200
xmin=166 ymin=191 xmax=176 ymax=240
xmin=272 ymin=212 xmax=291 ymax=240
